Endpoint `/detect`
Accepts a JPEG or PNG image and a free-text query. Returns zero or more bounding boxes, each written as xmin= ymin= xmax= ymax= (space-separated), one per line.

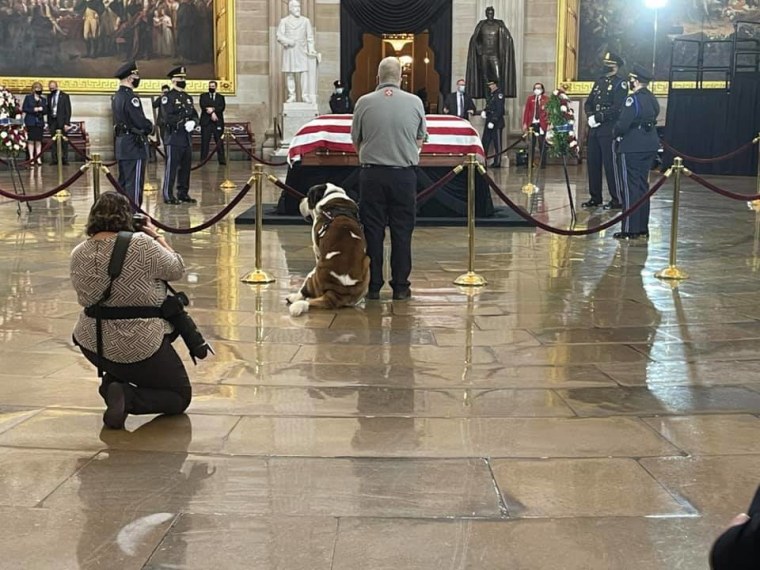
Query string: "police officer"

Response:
xmin=329 ymin=80 xmax=353 ymax=114
xmin=481 ymin=79 xmax=505 ymax=168
xmin=161 ymin=66 xmax=199 ymax=205
xmin=112 ymin=61 xmax=152 ymax=209
xmin=612 ymin=64 xmax=660 ymax=240
xmin=583 ymin=52 xmax=628 ymax=210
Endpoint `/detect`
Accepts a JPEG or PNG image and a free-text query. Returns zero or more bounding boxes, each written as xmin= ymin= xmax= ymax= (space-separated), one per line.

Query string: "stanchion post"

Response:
xmin=241 ymin=164 xmax=275 ymax=284
xmin=91 ymin=152 xmax=102 ymax=202
xmin=522 ymin=127 xmax=538 ymax=195
xmin=454 ymin=154 xmax=487 ymax=287
xmin=756 ymin=132 xmax=760 ymax=199
xmin=220 ymin=127 xmax=236 ymax=191
xmin=144 ymin=142 xmax=157 ymax=193
xmin=52 ymin=129 xmax=72 ymax=199
xmin=655 ymin=157 xmax=688 ymax=281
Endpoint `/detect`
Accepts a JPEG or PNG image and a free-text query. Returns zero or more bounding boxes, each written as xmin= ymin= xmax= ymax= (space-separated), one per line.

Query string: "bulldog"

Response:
xmin=287 ymin=183 xmax=370 ymax=316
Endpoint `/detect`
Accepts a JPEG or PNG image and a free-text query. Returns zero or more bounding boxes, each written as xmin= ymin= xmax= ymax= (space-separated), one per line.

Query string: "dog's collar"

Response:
xmin=317 ymin=205 xmax=362 ymax=239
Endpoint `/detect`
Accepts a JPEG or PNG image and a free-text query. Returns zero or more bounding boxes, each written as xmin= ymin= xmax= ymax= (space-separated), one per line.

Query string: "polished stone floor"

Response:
xmin=1 ymin=157 xmax=760 ymax=569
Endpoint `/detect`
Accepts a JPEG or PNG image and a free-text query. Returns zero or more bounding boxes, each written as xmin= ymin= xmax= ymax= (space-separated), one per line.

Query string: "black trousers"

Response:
xmin=49 ymin=123 xmax=69 ymax=163
xmin=615 ymin=151 xmax=655 ymax=234
xmin=359 ymin=166 xmax=416 ymax=293
xmin=79 ymin=336 xmax=192 ymax=416
xmin=118 ymin=158 xmax=146 ymax=209
xmin=482 ymin=126 xmax=503 ymax=165
xmin=587 ymin=129 xmax=619 ymax=203
xmin=529 ymin=123 xmax=547 ymax=167
xmin=200 ymin=123 xmax=225 ymax=164
xmin=162 ymin=144 xmax=192 ymax=200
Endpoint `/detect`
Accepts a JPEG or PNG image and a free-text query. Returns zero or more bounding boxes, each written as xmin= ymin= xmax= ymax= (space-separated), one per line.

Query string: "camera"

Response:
xmin=161 ymin=292 xmax=213 ymax=363
xmin=132 ymin=213 xmax=148 ymax=231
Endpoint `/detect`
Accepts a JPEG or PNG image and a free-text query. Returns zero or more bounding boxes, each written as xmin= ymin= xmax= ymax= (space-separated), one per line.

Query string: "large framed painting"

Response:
xmin=0 ymin=0 xmax=236 ymax=94
xmin=556 ymin=0 xmax=754 ymax=95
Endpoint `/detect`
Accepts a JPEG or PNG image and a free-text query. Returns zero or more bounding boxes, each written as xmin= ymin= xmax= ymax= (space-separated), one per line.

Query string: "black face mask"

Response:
xmin=49 ymin=89 xmax=57 ymax=95
xmin=34 ymin=90 xmax=42 ymax=96
xmin=604 ymin=65 xmax=616 ymax=73
xmin=176 ymin=80 xmax=187 ymax=89
xmin=208 ymin=87 xmax=216 ymax=94
xmin=132 ymin=77 xmax=141 ymax=89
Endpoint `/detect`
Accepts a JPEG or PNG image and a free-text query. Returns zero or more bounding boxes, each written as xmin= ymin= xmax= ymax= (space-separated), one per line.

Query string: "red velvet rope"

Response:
xmin=0 ymin=168 xmax=86 ymax=201
xmin=0 ymin=139 xmax=55 ymax=167
xmin=67 ymin=139 xmax=118 ymax=167
xmin=104 ymin=170 xmax=253 ymax=234
xmin=416 ymin=168 xmax=461 ymax=202
xmin=487 ymin=136 xmax=525 ymax=160
xmin=232 ymin=137 xmax=288 ymax=167
xmin=481 ymin=170 xmax=670 ymax=236
xmin=686 ymin=171 xmax=760 ymax=202
xmin=661 ymin=139 xmax=756 ymax=164
xmin=190 ymin=144 xmax=218 ymax=171
xmin=269 ymin=176 xmax=304 ymax=199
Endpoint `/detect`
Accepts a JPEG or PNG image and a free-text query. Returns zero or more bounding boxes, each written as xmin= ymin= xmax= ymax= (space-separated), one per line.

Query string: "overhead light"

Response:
xmin=644 ymin=0 xmax=667 ymax=8
xmin=423 ymin=56 xmax=430 ymax=64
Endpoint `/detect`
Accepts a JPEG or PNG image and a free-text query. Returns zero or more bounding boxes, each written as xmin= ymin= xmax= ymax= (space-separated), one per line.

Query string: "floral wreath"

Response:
xmin=0 ymin=87 xmax=27 ymax=157
xmin=544 ymin=88 xmax=579 ymax=158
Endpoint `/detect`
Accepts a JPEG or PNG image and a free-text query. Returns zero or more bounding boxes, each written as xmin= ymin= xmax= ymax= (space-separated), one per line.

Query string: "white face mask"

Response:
xmin=533 ymin=88 xmax=543 ymax=96
xmin=457 ymin=85 xmax=465 ymax=93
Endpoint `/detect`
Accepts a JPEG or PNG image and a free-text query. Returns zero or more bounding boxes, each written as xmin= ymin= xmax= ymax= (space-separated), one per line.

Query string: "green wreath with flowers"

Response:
xmin=544 ymin=88 xmax=579 ymax=158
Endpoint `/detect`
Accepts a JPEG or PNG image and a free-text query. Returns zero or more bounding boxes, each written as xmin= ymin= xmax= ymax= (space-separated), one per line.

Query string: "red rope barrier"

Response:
xmin=662 ymin=139 xmax=755 ymax=164
xmin=103 ymin=170 xmax=253 ymax=234
xmin=189 ymin=143 xmax=220 ymax=171
xmin=686 ymin=171 xmax=760 ymax=202
xmin=487 ymin=136 xmax=525 ymax=161
xmin=481 ymin=170 xmax=670 ymax=236
xmin=0 ymin=168 xmax=87 ymax=201
xmin=416 ymin=167 xmax=461 ymax=202
xmin=66 ymin=139 xmax=117 ymax=167
xmin=0 ymin=139 xmax=55 ymax=167
xmin=232 ymin=137 xmax=288 ymax=167
xmin=269 ymin=176 xmax=304 ymax=199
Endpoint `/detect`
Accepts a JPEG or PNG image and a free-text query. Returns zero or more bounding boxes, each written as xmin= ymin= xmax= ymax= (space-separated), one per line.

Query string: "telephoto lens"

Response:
xmin=132 ymin=213 xmax=148 ymax=231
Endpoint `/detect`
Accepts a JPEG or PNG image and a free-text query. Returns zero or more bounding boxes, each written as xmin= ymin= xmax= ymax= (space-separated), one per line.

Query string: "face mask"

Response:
xmin=209 ymin=87 xmax=216 ymax=93
xmin=176 ymin=80 xmax=186 ymax=89
xmin=34 ymin=89 xmax=42 ymax=95
xmin=49 ymin=88 xmax=57 ymax=94
xmin=533 ymin=88 xmax=543 ymax=96
xmin=458 ymin=85 xmax=465 ymax=93
xmin=604 ymin=65 xmax=616 ymax=73
xmin=132 ymin=77 xmax=141 ymax=89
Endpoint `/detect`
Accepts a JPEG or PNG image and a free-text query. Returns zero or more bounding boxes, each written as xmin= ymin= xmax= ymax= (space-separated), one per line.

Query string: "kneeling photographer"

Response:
xmin=70 ymin=192 xmax=210 ymax=429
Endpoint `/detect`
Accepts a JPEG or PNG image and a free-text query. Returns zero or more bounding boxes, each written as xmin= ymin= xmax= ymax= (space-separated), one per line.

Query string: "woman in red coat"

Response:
xmin=522 ymin=82 xmax=549 ymax=168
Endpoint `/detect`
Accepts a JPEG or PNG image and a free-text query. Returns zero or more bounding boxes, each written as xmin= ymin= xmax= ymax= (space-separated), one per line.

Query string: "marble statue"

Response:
xmin=276 ymin=0 xmax=320 ymax=104
xmin=465 ymin=6 xmax=517 ymax=99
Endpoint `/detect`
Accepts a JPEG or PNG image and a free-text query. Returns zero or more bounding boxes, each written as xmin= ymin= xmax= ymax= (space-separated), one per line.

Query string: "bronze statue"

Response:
xmin=465 ymin=6 xmax=516 ymax=99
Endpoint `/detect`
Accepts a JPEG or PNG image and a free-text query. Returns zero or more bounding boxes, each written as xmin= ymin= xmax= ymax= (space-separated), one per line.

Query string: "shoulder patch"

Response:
xmin=498 ymin=93 xmax=504 ymax=99
xmin=625 ymin=96 xmax=634 ymax=107
xmin=131 ymin=97 xmax=140 ymax=107
xmin=161 ymin=96 xmax=168 ymax=104
xmin=621 ymin=81 xmax=628 ymax=89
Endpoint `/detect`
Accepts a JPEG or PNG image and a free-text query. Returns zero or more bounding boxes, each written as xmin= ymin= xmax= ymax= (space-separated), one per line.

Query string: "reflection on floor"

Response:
xmin=1 ymin=159 xmax=759 ymax=568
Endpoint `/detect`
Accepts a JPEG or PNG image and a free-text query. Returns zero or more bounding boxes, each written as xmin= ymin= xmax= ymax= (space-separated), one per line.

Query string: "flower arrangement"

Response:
xmin=0 ymin=87 xmax=27 ymax=156
xmin=544 ymin=88 xmax=579 ymax=158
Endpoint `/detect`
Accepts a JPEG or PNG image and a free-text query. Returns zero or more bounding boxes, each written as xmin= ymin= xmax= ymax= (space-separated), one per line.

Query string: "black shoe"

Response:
xmin=62 ymin=161 xmax=69 ymax=165
xmin=178 ymin=196 xmax=197 ymax=204
xmin=219 ymin=161 xmax=227 ymax=166
xmin=103 ymin=382 xmax=127 ymax=430
xmin=366 ymin=290 xmax=380 ymax=300
xmin=164 ymin=197 xmax=180 ymax=205
xmin=613 ymin=231 xmax=638 ymax=240
xmin=603 ymin=201 xmax=622 ymax=211
xmin=392 ymin=288 xmax=411 ymax=300
xmin=581 ymin=199 xmax=602 ymax=209
xmin=490 ymin=162 xmax=501 ymax=168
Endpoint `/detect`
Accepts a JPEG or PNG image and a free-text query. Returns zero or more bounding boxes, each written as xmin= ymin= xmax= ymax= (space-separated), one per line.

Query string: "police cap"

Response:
xmin=114 ymin=61 xmax=139 ymax=80
xmin=487 ymin=79 xmax=497 ymax=86
xmin=333 ymin=80 xmax=344 ymax=88
xmin=603 ymin=52 xmax=625 ymax=67
xmin=629 ymin=64 xmax=654 ymax=83
xmin=167 ymin=66 xmax=187 ymax=79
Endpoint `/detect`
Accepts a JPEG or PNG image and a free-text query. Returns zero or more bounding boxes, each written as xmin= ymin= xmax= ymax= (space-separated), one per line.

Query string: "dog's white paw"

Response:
xmin=289 ymin=300 xmax=310 ymax=317
xmin=286 ymin=292 xmax=304 ymax=305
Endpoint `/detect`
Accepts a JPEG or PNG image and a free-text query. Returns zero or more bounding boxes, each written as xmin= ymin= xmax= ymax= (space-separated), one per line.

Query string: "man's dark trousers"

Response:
xmin=482 ymin=127 xmax=503 ymax=165
xmin=359 ymin=166 xmax=416 ymax=294
xmin=587 ymin=128 xmax=619 ymax=203
xmin=162 ymin=144 xmax=192 ymax=200
xmin=200 ymin=123 xmax=226 ymax=163
xmin=118 ymin=158 xmax=146 ymax=208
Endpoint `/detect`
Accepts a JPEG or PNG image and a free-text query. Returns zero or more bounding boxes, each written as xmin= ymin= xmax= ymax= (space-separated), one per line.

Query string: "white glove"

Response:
xmin=481 ymin=111 xmax=487 ymax=119
xmin=487 ymin=122 xmax=495 ymax=130
xmin=184 ymin=120 xmax=196 ymax=132
xmin=587 ymin=115 xmax=599 ymax=129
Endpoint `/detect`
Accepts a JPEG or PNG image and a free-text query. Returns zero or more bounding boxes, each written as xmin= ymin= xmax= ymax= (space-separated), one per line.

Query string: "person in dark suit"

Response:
xmin=22 ymin=82 xmax=47 ymax=167
xmin=329 ymin=80 xmax=353 ymax=114
xmin=442 ymin=78 xmax=476 ymax=120
xmin=481 ymin=79 xmax=505 ymax=168
xmin=198 ymin=80 xmax=225 ymax=165
xmin=47 ymin=80 xmax=72 ymax=165
xmin=152 ymin=84 xmax=170 ymax=148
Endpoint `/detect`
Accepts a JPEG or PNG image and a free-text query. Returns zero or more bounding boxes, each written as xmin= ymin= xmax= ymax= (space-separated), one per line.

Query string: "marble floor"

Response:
xmin=1 ymin=157 xmax=760 ymax=569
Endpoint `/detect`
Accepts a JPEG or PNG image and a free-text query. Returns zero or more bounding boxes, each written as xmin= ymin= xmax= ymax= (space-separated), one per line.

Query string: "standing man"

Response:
xmin=329 ymin=80 xmax=352 ymax=114
xmin=481 ymin=79 xmax=505 ymax=168
xmin=583 ymin=52 xmax=628 ymax=210
xmin=612 ymin=64 xmax=660 ymax=240
xmin=152 ymin=84 xmax=170 ymax=148
xmin=198 ymin=80 xmax=226 ymax=165
xmin=352 ymin=57 xmax=426 ymax=301
xmin=161 ymin=65 xmax=199 ymax=205
xmin=47 ymin=80 xmax=71 ymax=165
xmin=112 ymin=61 xmax=152 ymax=208
xmin=442 ymin=78 xmax=476 ymax=119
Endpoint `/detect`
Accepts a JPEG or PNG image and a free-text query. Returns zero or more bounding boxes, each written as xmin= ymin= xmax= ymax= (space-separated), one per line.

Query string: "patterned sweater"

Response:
xmin=71 ymin=233 xmax=185 ymax=363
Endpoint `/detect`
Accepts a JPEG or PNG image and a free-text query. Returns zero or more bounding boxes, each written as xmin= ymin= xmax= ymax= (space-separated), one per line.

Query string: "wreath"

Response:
xmin=544 ymin=88 xmax=579 ymax=158
xmin=0 ymin=87 xmax=27 ymax=157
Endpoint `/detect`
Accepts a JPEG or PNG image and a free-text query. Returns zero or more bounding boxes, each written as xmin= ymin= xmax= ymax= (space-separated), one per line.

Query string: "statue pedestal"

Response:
xmin=273 ymin=102 xmax=319 ymax=157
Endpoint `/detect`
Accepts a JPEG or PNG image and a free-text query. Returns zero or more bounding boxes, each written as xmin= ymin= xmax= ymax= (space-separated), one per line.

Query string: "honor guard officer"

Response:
xmin=583 ymin=52 xmax=628 ymax=210
xmin=112 ymin=61 xmax=152 ymax=209
xmin=612 ymin=64 xmax=660 ymax=240
xmin=481 ymin=79 xmax=506 ymax=168
xmin=161 ymin=66 xmax=199 ymax=205
xmin=329 ymin=80 xmax=353 ymax=114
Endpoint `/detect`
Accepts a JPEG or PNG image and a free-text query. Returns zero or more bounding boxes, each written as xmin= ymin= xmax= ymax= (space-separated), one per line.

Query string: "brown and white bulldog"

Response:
xmin=287 ymin=183 xmax=370 ymax=316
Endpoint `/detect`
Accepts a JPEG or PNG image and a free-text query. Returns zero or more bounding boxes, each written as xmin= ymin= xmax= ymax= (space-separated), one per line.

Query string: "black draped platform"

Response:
xmin=663 ymin=73 xmax=760 ymax=175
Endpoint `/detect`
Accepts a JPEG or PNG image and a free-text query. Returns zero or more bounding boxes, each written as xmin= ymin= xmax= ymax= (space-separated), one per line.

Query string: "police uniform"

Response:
xmin=583 ymin=52 xmax=628 ymax=209
xmin=481 ymin=80 xmax=506 ymax=167
xmin=112 ymin=61 xmax=152 ymax=208
xmin=161 ymin=66 xmax=199 ymax=204
xmin=612 ymin=64 xmax=660 ymax=240
xmin=329 ymin=80 xmax=353 ymax=114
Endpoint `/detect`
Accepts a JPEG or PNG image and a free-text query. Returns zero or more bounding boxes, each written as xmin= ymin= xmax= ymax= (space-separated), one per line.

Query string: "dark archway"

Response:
xmin=339 ymin=0 xmax=452 ymax=100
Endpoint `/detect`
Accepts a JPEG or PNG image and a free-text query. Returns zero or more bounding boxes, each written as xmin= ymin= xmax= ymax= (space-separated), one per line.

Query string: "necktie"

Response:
xmin=533 ymin=96 xmax=539 ymax=122
xmin=211 ymin=93 xmax=215 ymax=102
xmin=458 ymin=93 xmax=463 ymax=117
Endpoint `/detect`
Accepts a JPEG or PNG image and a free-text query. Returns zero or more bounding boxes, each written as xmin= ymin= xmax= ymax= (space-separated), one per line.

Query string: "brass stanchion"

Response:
xmin=751 ymin=133 xmax=760 ymax=210
xmin=144 ymin=145 xmax=157 ymax=193
xmin=241 ymin=164 xmax=275 ymax=284
xmin=52 ymin=129 xmax=71 ymax=199
xmin=522 ymin=127 xmax=538 ymax=195
xmin=656 ymin=157 xmax=688 ymax=281
xmin=91 ymin=152 xmax=102 ymax=202
xmin=220 ymin=128 xmax=236 ymax=191
xmin=454 ymin=154 xmax=487 ymax=287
